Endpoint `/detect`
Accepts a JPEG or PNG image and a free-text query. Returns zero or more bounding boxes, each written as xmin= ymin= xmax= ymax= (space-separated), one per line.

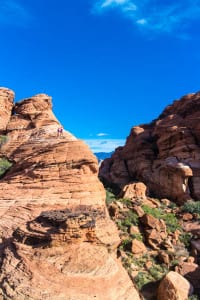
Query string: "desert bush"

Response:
xmin=0 ymin=158 xmax=12 ymax=176
xmin=182 ymin=200 xmax=200 ymax=215
xmin=142 ymin=205 xmax=181 ymax=233
xmin=142 ymin=205 xmax=163 ymax=219
xmin=170 ymin=259 xmax=179 ymax=267
xmin=162 ymin=213 xmax=181 ymax=233
xmin=116 ymin=219 xmax=127 ymax=232
xmin=119 ymin=198 xmax=132 ymax=207
xmin=106 ymin=188 xmax=116 ymax=205
xmin=0 ymin=135 xmax=8 ymax=146
xmin=180 ymin=232 xmax=193 ymax=247
xmin=131 ymin=253 xmax=149 ymax=268
xmin=120 ymin=238 xmax=132 ymax=251
xmin=121 ymin=210 xmax=139 ymax=227
xmin=130 ymin=233 xmax=143 ymax=241
xmin=188 ymin=295 xmax=200 ymax=300
xmin=134 ymin=272 xmax=153 ymax=290
xmin=168 ymin=202 xmax=177 ymax=209
xmin=149 ymin=265 xmax=166 ymax=281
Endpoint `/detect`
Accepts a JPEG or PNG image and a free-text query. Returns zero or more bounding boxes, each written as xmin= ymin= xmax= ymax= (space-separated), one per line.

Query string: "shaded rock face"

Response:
xmin=100 ymin=92 xmax=200 ymax=204
xmin=0 ymin=88 xmax=140 ymax=300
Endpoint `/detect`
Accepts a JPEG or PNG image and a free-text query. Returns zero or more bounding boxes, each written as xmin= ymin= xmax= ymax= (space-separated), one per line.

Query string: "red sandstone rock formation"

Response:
xmin=0 ymin=88 xmax=140 ymax=300
xmin=100 ymin=92 xmax=200 ymax=204
xmin=0 ymin=88 xmax=14 ymax=132
xmin=157 ymin=271 xmax=193 ymax=300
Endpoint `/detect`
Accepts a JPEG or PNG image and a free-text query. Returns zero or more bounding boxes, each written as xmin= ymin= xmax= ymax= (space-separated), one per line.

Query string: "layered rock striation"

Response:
xmin=0 ymin=88 xmax=140 ymax=300
xmin=100 ymin=91 xmax=200 ymax=204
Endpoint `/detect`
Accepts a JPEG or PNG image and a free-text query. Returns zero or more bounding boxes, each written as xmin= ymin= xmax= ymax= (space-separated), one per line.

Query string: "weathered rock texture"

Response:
xmin=0 ymin=88 xmax=14 ymax=132
xmin=0 ymin=91 xmax=104 ymax=206
xmin=0 ymin=88 xmax=140 ymax=300
xmin=100 ymin=92 xmax=200 ymax=204
xmin=157 ymin=271 xmax=193 ymax=300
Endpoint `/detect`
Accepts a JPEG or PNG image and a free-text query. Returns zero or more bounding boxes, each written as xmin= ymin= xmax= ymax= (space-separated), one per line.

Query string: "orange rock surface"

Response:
xmin=100 ymin=92 xmax=200 ymax=204
xmin=0 ymin=88 xmax=140 ymax=300
xmin=157 ymin=271 xmax=193 ymax=300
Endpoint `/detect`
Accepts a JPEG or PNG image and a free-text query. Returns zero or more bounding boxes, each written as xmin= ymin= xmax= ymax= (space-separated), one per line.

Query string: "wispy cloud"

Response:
xmin=92 ymin=0 xmax=200 ymax=36
xmin=96 ymin=132 xmax=109 ymax=137
xmin=93 ymin=0 xmax=137 ymax=14
xmin=0 ymin=0 xmax=31 ymax=26
xmin=84 ymin=139 xmax=125 ymax=152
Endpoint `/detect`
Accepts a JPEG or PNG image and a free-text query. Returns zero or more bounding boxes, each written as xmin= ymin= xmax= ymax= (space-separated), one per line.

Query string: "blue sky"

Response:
xmin=1 ymin=0 xmax=200 ymax=152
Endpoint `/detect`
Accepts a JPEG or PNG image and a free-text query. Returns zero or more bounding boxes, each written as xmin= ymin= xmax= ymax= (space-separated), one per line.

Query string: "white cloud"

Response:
xmin=136 ymin=18 xmax=147 ymax=25
xmin=84 ymin=139 xmax=125 ymax=152
xmin=92 ymin=0 xmax=200 ymax=36
xmin=96 ymin=132 xmax=109 ymax=137
xmin=101 ymin=0 xmax=128 ymax=8
xmin=94 ymin=0 xmax=137 ymax=13
xmin=0 ymin=0 xmax=31 ymax=26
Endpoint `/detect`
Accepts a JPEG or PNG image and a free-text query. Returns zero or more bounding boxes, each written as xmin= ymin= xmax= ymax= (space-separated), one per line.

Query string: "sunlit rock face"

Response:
xmin=100 ymin=91 xmax=200 ymax=204
xmin=0 ymin=90 xmax=105 ymax=205
xmin=0 ymin=88 xmax=140 ymax=300
xmin=0 ymin=87 xmax=15 ymax=132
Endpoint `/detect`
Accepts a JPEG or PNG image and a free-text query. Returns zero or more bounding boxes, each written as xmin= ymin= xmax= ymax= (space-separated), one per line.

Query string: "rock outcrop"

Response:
xmin=0 ymin=88 xmax=140 ymax=300
xmin=0 ymin=91 xmax=104 ymax=206
xmin=100 ymin=91 xmax=200 ymax=204
xmin=0 ymin=88 xmax=14 ymax=132
xmin=157 ymin=271 xmax=193 ymax=300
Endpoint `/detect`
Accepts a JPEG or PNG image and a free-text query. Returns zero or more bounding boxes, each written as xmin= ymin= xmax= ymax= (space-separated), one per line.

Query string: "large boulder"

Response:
xmin=176 ymin=262 xmax=200 ymax=290
xmin=120 ymin=182 xmax=147 ymax=200
xmin=100 ymin=92 xmax=200 ymax=204
xmin=0 ymin=88 xmax=140 ymax=300
xmin=157 ymin=271 xmax=193 ymax=300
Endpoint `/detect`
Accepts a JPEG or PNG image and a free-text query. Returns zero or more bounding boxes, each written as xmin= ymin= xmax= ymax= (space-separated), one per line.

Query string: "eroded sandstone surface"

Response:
xmin=100 ymin=91 xmax=200 ymax=204
xmin=0 ymin=87 xmax=140 ymax=300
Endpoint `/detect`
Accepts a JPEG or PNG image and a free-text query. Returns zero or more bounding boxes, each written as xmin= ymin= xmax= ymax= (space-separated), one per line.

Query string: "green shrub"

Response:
xmin=120 ymin=238 xmax=132 ymax=251
xmin=170 ymin=259 xmax=179 ymax=267
xmin=119 ymin=198 xmax=132 ymax=207
xmin=122 ymin=217 xmax=132 ymax=227
xmin=134 ymin=272 xmax=153 ymax=290
xmin=121 ymin=256 xmax=133 ymax=272
xmin=162 ymin=213 xmax=181 ymax=233
xmin=149 ymin=264 xmax=167 ymax=280
xmin=116 ymin=220 xmax=128 ymax=233
xmin=142 ymin=205 xmax=181 ymax=233
xmin=182 ymin=200 xmax=200 ymax=215
xmin=123 ymin=210 xmax=139 ymax=226
xmin=142 ymin=205 xmax=163 ymax=219
xmin=106 ymin=189 xmax=116 ymax=205
xmin=168 ymin=202 xmax=177 ymax=209
xmin=131 ymin=254 xmax=149 ymax=268
xmin=130 ymin=233 xmax=143 ymax=241
xmin=0 ymin=135 xmax=8 ymax=146
xmin=188 ymin=295 xmax=200 ymax=300
xmin=180 ymin=232 xmax=193 ymax=247
xmin=120 ymin=212 xmax=139 ymax=230
xmin=148 ymin=267 xmax=160 ymax=280
xmin=0 ymin=158 xmax=12 ymax=176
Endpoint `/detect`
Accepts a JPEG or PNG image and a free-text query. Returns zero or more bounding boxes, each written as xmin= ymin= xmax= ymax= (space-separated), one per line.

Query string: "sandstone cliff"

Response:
xmin=100 ymin=91 xmax=200 ymax=204
xmin=0 ymin=88 xmax=140 ymax=300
